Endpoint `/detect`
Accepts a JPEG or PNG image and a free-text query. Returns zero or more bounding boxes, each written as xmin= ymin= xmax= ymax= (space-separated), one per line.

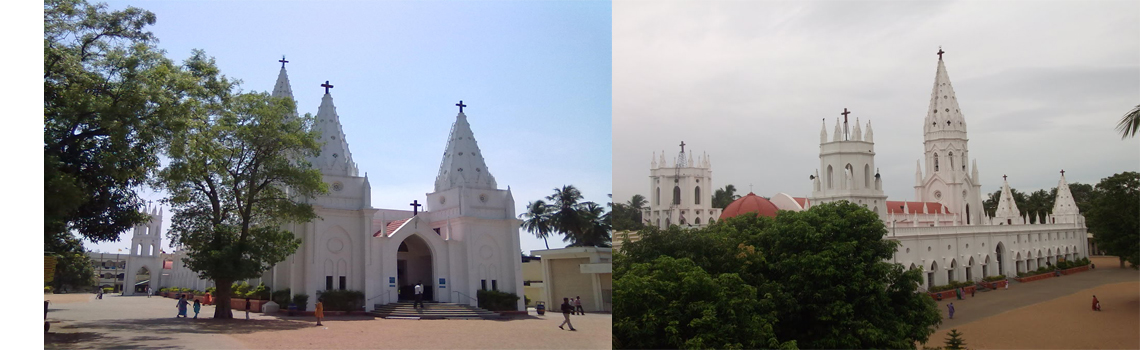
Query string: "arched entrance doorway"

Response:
xmin=134 ymin=266 xmax=151 ymax=293
xmin=995 ymin=242 xmax=1005 ymax=276
xmin=928 ymin=261 xmax=938 ymax=290
xmin=397 ymin=235 xmax=434 ymax=301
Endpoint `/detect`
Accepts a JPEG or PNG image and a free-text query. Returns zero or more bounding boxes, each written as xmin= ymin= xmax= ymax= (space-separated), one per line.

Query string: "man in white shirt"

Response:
xmin=413 ymin=281 xmax=424 ymax=309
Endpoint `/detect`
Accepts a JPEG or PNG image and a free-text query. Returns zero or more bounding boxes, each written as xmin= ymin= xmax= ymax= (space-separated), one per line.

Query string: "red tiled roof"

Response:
xmin=374 ymin=218 xmax=411 ymax=237
xmin=885 ymin=201 xmax=949 ymax=215
xmin=720 ymin=193 xmax=780 ymax=219
xmin=793 ymin=197 xmax=808 ymax=208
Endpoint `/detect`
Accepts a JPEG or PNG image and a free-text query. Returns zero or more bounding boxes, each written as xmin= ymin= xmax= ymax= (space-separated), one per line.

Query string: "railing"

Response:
xmin=453 ymin=291 xmax=478 ymax=306
xmin=366 ymin=290 xmax=392 ymax=305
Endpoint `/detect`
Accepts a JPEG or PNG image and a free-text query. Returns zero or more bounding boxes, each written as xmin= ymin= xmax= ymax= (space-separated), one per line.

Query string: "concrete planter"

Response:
xmin=231 ymin=299 xmax=269 ymax=312
xmin=980 ymin=280 xmax=1008 ymax=290
xmin=928 ymin=285 xmax=975 ymax=300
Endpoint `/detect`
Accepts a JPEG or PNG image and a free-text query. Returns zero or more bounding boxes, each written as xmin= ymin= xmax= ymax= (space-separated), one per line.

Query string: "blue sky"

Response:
xmin=83 ymin=0 xmax=613 ymax=255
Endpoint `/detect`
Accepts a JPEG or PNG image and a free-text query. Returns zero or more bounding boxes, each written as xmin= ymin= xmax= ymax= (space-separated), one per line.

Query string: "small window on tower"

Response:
xmin=339 ymin=276 xmax=346 ymax=290
xmin=326 ymin=276 xmax=333 ymax=291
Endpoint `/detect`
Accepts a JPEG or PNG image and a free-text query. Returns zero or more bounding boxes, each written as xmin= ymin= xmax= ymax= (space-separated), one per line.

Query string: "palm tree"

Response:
xmin=628 ymin=194 xmax=648 ymax=226
xmin=571 ymin=201 xmax=611 ymax=247
xmin=547 ymin=185 xmax=585 ymax=242
xmin=1118 ymin=104 xmax=1140 ymax=139
xmin=519 ymin=200 xmax=554 ymax=249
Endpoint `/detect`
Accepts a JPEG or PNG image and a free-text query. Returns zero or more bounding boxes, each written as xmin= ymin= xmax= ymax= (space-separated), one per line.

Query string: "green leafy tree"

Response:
xmin=157 ymin=91 xmax=326 ymax=319
xmin=49 ymin=234 xmax=96 ymax=292
xmin=519 ymin=200 xmax=554 ymax=249
xmin=711 ymin=184 xmax=741 ymax=209
xmin=944 ymin=329 xmax=967 ymax=350
xmin=616 ymin=201 xmax=942 ymax=349
xmin=547 ymin=185 xmax=585 ymax=239
xmin=572 ymin=201 xmax=612 ymax=247
xmin=1085 ymin=172 xmax=1140 ymax=268
xmin=613 ymin=255 xmax=793 ymax=349
xmin=1117 ymin=104 xmax=1140 ymax=139
xmin=44 ymin=0 xmax=221 ymax=248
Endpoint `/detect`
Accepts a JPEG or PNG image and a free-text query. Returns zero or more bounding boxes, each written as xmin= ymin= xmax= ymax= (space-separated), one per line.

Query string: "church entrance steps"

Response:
xmin=370 ymin=302 xmax=502 ymax=320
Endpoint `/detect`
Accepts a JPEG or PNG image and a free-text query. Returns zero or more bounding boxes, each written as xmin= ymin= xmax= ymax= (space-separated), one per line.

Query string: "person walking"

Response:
xmin=315 ymin=299 xmax=325 ymax=326
xmin=574 ymin=296 xmax=585 ymax=315
xmin=193 ymin=299 xmax=201 ymax=319
xmin=147 ymin=286 xmax=152 ymax=298
xmin=97 ymin=288 xmax=103 ymax=300
xmin=947 ymin=303 xmax=955 ymax=320
xmin=413 ymin=281 xmax=424 ymax=309
xmin=176 ymin=295 xmax=189 ymax=318
xmin=558 ymin=297 xmax=576 ymax=331
xmin=1092 ymin=295 xmax=1101 ymax=311
xmin=1004 ymin=278 xmax=1009 ymax=290
xmin=245 ymin=298 xmax=252 ymax=320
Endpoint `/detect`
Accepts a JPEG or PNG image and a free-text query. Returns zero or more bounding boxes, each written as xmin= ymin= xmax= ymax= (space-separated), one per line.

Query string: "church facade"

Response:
xmin=645 ymin=51 xmax=1089 ymax=291
xmin=154 ymin=60 xmax=525 ymax=311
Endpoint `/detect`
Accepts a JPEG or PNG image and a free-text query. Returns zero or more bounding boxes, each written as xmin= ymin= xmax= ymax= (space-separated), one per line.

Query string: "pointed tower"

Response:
xmin=1051 ymin=170 xmax=1083 ymax=224
xmin=810 ymin=108 xmax=887 ymax=216
xmin=123 ymin=206 xmax=163 ymax=295
xmin=272 ymin=55 xmax=296 ymax=105
xmin=915 ymin=48 xmax=983 ymax=225
xmin=433 ymin=102 xmax=497 ymax=192
xmin=309 ymin=81 xmax=359 ymax=177
xmin=993 ymin=175 xmax=1021 ymax=225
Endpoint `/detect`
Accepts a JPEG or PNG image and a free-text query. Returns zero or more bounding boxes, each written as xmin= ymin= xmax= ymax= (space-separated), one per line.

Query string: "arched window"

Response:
xmin=680 ymin=217 xmax=686 ymax=225
xmin=864 ymin=164 xmax=871 ymax=188
xmin=934 ymin=153 xmax=939 ymax=171
xmin=949 ymin=152 xmax=954 ymax=171
xmin=962 ymin=153 xmax=967 ymax=171
xmin=655 ymin=187 xmax=660 ymax=205
xmin=845 ymin=164 xmax=854 ymax=189
xmin=673 ymin=186 xmax=681 ymax=205
xmin=695 ymin=217 xmax=702 ymax=225
xmin=827 ymin=165 xmax=834 ymax=189
xmin=694 ymin=186 xmax=701 ymax=205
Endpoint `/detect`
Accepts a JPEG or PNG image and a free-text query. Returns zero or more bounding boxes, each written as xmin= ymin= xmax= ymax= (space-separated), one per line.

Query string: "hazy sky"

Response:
xmin=613 ymin=1 xmax=1139 ymax=207
xmin=82 ymin=1 xmax=612 ymax=255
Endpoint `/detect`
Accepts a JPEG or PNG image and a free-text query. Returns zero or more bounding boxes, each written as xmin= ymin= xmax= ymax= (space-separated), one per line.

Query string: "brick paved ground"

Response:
xmin=44 ymin=292 xmax=610 ymax=349
xmin=921 ymin=256 xmax=1140 ymax=349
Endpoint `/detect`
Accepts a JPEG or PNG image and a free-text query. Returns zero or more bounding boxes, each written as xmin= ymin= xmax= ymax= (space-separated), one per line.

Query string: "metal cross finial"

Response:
xmin=841 ymin=108 xmax=851 ymax=140
xmin=1003 ymin=174 xmax=1008 ymax=181
xmin=679 ymin=141 xmax=686 ymax=153
xmin=410 ymin=200 xmax=423 ymax=216
xmin=938 ymin=47 xmax=945 ymax=60
xmin=279 ymin=55 xmax=289 ymax=68
xmin=1060 ymin=169 xmax=1065 ymax=176
xmin=321 ymin=81 xmax=334 ymax=94
xmin=456 ymin=100 xmax=467 ymax=113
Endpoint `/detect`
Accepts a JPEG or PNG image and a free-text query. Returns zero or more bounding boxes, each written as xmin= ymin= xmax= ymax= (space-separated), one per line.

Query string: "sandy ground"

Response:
xmin=232 ymin=312 xmax=612 ymax=349
xmin=922 ymin=256 xmax=1140 ymax=349
xmin=45 ymin=292 xmax=96 ymax=304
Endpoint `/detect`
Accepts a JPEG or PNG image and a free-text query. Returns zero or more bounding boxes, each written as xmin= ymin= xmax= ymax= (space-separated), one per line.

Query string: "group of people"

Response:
xmin=174 ymin=295 xmax=202 ymax=319
xmin=557 ymin=296 xmax=586 ymax=331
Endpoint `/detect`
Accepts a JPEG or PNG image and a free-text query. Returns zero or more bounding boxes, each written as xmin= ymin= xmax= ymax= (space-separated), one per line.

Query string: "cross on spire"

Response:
xmin=1060 ymin=169 xmax=1065 ymax=176
xmin=456 ymin=100 xmax=467 ymax=113
xmin=279 ymin=55 xmax=289 ymax=68
xmin=321 ymin=81 xmax=334 ymax=94
xmin=679 ymin=141 xmax=686 ymax=153
xmin=410 ymin=200 xmax=423 ymax=216
xmin=841 ymin=108 xmax=851 ymax=140
xmin=1003 ymin=174 xmax=1008 ymax=181
xmin=938 ymin=47 xmax=945 ymax=60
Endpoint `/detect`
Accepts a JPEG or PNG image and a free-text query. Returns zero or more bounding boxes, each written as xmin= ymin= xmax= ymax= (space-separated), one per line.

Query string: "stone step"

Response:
xmin=370 ymin=302 xmax=502 ymax=320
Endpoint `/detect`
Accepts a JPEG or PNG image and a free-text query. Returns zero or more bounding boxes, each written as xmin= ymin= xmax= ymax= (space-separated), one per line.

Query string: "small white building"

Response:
xmin=532 ymin=247 xmax=612 ymax=312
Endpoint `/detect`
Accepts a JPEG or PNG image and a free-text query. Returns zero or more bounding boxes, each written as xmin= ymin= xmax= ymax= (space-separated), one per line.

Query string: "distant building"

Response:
xmin=532 ymin=247 xmax=612 ymax=312
xmin=86 ymin=252 xmax=128 ymax=293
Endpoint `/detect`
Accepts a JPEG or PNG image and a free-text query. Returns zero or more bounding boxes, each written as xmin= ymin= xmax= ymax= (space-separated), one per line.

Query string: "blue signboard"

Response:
xmin=439 ymin=278 xmax=446 ymax=285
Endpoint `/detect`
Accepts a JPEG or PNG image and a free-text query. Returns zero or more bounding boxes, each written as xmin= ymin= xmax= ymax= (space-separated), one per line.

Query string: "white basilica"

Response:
xmin=155 ymin=59 xmax=524 ymax=311
xmin=642 ymin=51 xmax=1089 ymax=291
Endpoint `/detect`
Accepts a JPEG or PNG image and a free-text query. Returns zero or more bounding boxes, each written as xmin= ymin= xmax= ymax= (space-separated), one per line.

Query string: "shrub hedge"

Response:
xmin=477 ymin=289 xmax=520 ymax=311
xmin=929 ymin=280 xmax=974 ymax=293
xmin=272 ymin=288 xmax=292 ymax=306
xmin=317 ymin=290 xmax=364 ymax=312
xmin=982 ymin=275 xmax=1006 ymax=282
xmin=293 ymin=294 xmax=310 ymax=311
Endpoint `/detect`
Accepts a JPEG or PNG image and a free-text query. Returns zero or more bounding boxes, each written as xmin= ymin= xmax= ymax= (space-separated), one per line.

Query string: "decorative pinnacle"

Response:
xmin=938 ymin=46 xmax=945 ymax=60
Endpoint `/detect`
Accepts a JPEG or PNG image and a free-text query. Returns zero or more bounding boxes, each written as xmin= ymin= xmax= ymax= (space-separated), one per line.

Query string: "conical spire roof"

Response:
xmin=925 ymin=50 xmax=968 ymax=135
xmin=994 ymin=176 xmax=1021 ymax=220
xmin=1052 ymin=171 xmax=1080 ymax=216
xmin=272 ymin=57 xmax=295 ymax=103
xmin=434 ymin=107 xmax=497 ymax=192
xmin=309 ymin=87 xmax=358 ymax=177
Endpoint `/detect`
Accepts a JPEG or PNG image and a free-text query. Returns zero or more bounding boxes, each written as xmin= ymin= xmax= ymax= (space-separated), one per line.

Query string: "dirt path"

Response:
xmin=922 ymin=257 xmax=1139 ymax=349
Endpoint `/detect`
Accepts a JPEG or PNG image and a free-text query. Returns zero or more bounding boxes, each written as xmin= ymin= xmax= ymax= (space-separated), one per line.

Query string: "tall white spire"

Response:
xmin=434 ymin=101 xmax=497 ymax=192
xmin=272 ymin=55 xmax=295 ymax=103
xmin=925 ymin=48 xmax=968 ymax=136
xmin=309 ymin=81 xmax=359 ymax=177
xmin=1052 ymin=170 xmax=1080 ymax=216
xmin=994 ymin=175 xmax=1021 ymax=223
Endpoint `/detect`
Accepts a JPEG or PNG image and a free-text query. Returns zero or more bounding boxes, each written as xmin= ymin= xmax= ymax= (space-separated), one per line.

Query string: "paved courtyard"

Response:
xmin=921 ymin=256 xmax=1140 ymax=349
xmin=45 ymin=294 xmax=610 ymax=349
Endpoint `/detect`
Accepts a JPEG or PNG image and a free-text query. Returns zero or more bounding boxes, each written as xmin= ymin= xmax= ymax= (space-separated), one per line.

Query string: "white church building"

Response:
xmin=154 ymin=59 xmax=525 ymax=311
xmin=642 ymin=50 xmax=1089 ymax=291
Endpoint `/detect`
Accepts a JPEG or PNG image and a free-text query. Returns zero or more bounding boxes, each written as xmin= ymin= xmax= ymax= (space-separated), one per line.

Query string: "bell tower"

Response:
xmin=810 ymin=110 xmax=887 ymax=215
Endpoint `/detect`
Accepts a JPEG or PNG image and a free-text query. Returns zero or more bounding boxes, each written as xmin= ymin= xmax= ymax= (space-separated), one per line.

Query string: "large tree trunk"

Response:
xmin=1120 ymin=256 xmax=1126 ymax=269
xmin=213 ymin=278 xmax=234 ymax=319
